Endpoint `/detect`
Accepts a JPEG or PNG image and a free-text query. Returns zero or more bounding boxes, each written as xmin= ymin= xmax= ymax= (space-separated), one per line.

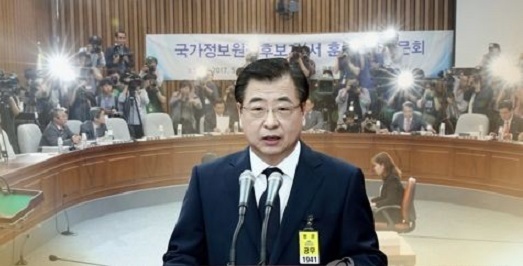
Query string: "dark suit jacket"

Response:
xmin=80 ymin=121 xmax=108 ymax=140
xmin=163 ymin=142 xmax=386 ymax=265
xmin=494 ymin=116 xmax=523 ymax=141
xmin=391 ymin=113 xmax=425 ymax=132
xmin=303 ymin=110 xmax=324 ymax=131
xmin=39 ymin=122 xmax=76 ymax=146
xmin=371 ymin=175 xmax=404 ymax=223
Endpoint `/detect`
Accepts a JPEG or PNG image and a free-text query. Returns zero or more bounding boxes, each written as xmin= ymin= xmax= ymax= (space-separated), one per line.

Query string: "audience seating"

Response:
xmin=374 ymin=177 xmax=417 ymax=233
xmin=66 ymin=120 xmax=83 ymax=135
xmin=143 ymin=113 xmax=175 ymax=137
xmin=0 ymin=129 xmax=16 ymax=159
xmin=454 ymin=113 xmax=489 ymax=136
xmin=106 ymin=118 xmax=132 ymax=141
xmin=17 ymin=124 xmax=42 ymax=153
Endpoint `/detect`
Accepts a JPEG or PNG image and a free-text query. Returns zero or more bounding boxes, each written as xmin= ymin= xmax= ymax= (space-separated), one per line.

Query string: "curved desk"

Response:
xmin=1 ymin=134 xmax=522 ymax=245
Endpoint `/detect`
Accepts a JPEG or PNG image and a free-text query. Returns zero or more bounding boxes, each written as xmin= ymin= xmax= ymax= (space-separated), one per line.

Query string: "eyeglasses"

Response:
xmin=242 ymin=104 xmax=302 ymax=119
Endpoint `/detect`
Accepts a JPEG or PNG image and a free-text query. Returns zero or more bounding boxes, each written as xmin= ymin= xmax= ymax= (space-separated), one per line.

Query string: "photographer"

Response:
xmin=118 ymin=72 xmax=149 ymax=139
xmin=105 ymin=30 xmax=134 ymax=75
xmin=333 ymin=43 xmax=361 ymax=86
xmin=287 ymin=45 xmax=316 ymax=78
xmin=194 ymin=70 xmax=220 ymax=115
xmin=335 ymin=80 xmax=370 ymax=125
xmin=139 ymin=56 xmax=164 ymax=87
xmin=416 ymin=81 xmax=442 ymax=127
xmin=77 ymin=50 xmax=103 ymax=94
xmin=95 ymin=78 xmax=118 ymax=117
xmin=0 ymin=71 xmax=22 ymax=153
xmin=170 ymin=81 xmax=202 ymax=134
xmin=68 ymin=78 xmax=96 ymax=122
xmin=143 ymin=73 xmax=167 ymax=113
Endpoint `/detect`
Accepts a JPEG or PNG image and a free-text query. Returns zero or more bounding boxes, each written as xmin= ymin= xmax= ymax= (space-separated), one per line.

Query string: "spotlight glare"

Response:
xmin=489 ymin=55 xmax=522 ymax=87
xmin=47 ymin=54 xmax=76 ymax=82
xmin=397 ymin=70 xmax=415 ymax=89
xmin=383 ymin=27 xmax=397 ymax=40
xmin=364 ymin=32 xmax=380 ymax=50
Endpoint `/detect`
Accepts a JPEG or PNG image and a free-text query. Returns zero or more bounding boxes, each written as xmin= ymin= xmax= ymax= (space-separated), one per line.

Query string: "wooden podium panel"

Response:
xmin=1 ymin=134 xmax=523 ymax=245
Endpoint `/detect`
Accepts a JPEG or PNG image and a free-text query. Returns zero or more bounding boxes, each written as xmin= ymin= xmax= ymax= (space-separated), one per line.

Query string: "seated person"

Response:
xmin=390 ymin=101 xmax=425 ymax=132
xmin=336 ymin=112 xmax=360 ymax=133
xmin=80 ymin=107 xmax=108 ymax=140
xmin=203 ymin=99 xmax=230 ymax=133
xmin=302 ymin=98 xmax=324 ymax=131
xmin=370 ymin=152 xmax=405 ymax=224
xmin=491 ymin=100 xmax=523 ymax=141
xmin=40 ymin=108 xmax=81 ymax=146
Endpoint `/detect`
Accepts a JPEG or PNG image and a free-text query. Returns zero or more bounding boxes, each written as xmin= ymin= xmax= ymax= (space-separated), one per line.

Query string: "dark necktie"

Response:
xmin=259 ymin=167 xmax=283 ymax=257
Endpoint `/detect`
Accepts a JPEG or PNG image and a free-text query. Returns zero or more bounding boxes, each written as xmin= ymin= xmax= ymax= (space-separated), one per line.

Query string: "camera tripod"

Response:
xmin=124 ymin=88 xmax=144 ymax=139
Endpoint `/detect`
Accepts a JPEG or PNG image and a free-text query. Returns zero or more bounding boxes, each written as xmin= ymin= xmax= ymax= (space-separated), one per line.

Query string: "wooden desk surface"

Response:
xmin=1 ymin=133 xmax=522 ymax=245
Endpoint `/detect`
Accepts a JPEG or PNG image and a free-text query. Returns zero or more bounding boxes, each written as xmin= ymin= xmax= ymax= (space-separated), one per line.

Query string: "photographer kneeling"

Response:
xmin=118 ymin=72 xmax=149 ymax=139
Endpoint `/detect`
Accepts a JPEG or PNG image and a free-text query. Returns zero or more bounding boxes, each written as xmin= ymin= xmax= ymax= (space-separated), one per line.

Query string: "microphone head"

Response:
xmin=49 ymin=255 xmax=59 ymax=261
xmin=238 ymin=170 xmax=255 ymax=208
xmin=265 ymin=171 xmax=283 ymax=207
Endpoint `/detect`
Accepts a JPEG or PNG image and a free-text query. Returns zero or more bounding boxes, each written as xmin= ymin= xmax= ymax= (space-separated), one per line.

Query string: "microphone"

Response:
xmin=49 ymin=255 xmax=109 ymax=266
xmin=259 ymin=170 xmax=283 ymax=266
xmin=228 ymin=170 xmax=256 ymax=266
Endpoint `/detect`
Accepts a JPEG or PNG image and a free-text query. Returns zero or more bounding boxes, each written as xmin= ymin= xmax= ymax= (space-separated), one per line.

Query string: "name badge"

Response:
xmin=299 ymin=215 xmax=320 ymax=264
xmin=299 ymin=231 xmax=320 ymax=264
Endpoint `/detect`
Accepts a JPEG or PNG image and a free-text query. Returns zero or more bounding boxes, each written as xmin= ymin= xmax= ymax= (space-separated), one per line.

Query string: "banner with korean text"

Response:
xmin=146 ymin=31 xmax=454 ymax=80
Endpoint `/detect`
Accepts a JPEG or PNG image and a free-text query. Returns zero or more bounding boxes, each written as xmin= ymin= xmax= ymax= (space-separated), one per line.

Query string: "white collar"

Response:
xmin=249 ymin=141 xmax=301 ymax=180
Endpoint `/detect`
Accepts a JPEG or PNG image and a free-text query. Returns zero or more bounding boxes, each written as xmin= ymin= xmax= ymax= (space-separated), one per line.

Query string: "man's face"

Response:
xmin=115 ymin=33 xmax=127 ymax=46
xmin=95 ymin=110 xmax=106 ymax=125
xmin=238 ymin=74 xmax=304 ymax=165
xmin=499 ymin=107 xmax=512 ymax=121
xmin=102 ymin=84 xmax=113 ymax=94
xmin=214 ymin=103 xmax=225 ymax=116
xmin=54 ymin=111 xmax=68 ymax=127
xmin=304 ymin=99 xmax=314 ymax=112
xmin=180 ymin=86 xmax=190 ymax=95
xmin=403 ymin=106 xmax=413 ymax=119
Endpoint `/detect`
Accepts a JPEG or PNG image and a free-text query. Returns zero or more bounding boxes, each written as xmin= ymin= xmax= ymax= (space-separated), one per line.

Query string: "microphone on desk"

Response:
xmin=49 ymin=254 xmax=110 ymax=266
xmin=259 ymin=170 xmax=283 ymax=266
xmin=228 ymin=170 xmax=256 ymax=266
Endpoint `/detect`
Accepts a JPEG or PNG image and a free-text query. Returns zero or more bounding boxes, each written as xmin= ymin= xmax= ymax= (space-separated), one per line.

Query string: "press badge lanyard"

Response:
xmin=299 ymin=215 xmax=320 ymax=264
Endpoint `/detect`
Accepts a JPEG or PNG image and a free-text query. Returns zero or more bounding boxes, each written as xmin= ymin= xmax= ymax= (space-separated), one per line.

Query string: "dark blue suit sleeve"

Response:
xmin=339 ymin=168 xmax=387 ymax=265
xmin=163 ymin=166 xmax=208 ymax=266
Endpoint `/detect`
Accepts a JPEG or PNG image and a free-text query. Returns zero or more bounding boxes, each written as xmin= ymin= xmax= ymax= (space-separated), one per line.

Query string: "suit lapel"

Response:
xmin=271 ymin=143 xmax=324 ymax=264
xmin=227 ymin=148 xmax=261 ymax=253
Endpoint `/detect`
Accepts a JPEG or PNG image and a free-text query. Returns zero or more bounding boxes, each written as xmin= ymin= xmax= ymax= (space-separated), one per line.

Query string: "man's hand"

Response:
xmin=72 ymin=135 xmax=82 ymax=144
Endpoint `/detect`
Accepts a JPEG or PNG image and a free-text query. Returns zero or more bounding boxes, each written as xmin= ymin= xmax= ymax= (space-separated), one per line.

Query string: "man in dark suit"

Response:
xmin=203 ymin=99 xmax=231 ymax=133
xmin=390 ymin=101 xmax=426 ymax=132
xmin=302 ymin=98 xmax=324 ymax=131
xmin=80 ymin=107 xmax=108 ymax=140
xmin=163 ymin=58 xmax=386 ymax=265
xmin=492 ymin=100 xmax=523 ymax=141
xmin=39 ymin=108 xmax=81 ymax=147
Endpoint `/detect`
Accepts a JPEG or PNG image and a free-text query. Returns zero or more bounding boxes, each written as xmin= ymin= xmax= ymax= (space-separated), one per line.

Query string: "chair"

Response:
xmin=66 ymin=120 xmax=82 ymax=135
xmin=374 ymin=177 xmax=417 ymax=233
xmin=0 ymin=130 xmax=16 ymax=159
xmin=454 ymin=113 xmax=489 ymax=136
xmin=143 ymin=113 xmax=175 ymax=137
xmin=17 ymin=124 xmax=42 ymax=153
xmin=106 ymin=118 xmax=131 ymax=141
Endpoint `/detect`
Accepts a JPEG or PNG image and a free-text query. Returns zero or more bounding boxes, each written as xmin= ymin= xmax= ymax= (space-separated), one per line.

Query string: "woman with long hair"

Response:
xmin=370 ymin=152 xmax=405 ymax=223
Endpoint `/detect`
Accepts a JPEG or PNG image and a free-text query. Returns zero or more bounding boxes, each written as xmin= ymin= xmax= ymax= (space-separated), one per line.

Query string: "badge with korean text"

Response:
xmin=299 ymin=230 xmax=320 ymax=264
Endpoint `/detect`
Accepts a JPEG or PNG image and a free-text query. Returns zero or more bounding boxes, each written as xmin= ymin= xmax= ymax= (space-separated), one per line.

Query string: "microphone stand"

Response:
xmin=61 ymin=210 xmax=75 ymax=236
xmin=258 ymin=206 xmax=273 ymax=266
xmin=227 ymin=206 xmax=246 ymax=266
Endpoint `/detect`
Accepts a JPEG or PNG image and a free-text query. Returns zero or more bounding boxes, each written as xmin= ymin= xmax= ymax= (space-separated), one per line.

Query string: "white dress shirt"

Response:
xmin=249 ymin=141 xmax=301 ymax=221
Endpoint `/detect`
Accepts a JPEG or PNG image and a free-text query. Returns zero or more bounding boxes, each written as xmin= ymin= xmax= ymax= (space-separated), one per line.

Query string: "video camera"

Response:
xmin=113 ymin=44 xmax=131 ymax=58
xmin=0 ymin=72 xmax=19 ymax=99
xmin=120 ymin=71 xmax=142 ymax=94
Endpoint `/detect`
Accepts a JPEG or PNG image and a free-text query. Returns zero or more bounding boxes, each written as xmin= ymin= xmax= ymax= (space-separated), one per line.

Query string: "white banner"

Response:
xmin=146 ymin=31 xmax=454 ymax=80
